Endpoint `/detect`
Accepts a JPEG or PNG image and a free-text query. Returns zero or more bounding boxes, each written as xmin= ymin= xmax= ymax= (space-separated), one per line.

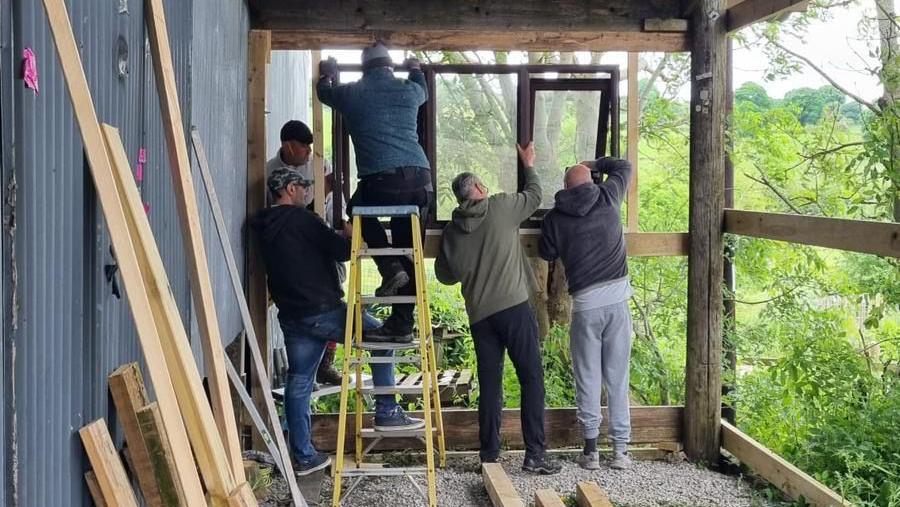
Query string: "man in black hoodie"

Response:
xmin=251 ymin=167 xmax=423 ymax=475
xmin=539 ymin=158 xmax=635 ymax=471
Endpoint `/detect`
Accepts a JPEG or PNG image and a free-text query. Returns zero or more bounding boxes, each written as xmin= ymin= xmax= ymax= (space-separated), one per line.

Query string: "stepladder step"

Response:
xmin=358 ymin=247 xmax=414 ymax=257
xmin=348 ymin=355 xmax=421 ymax=365
xmin=353 ymin=339 xmax=427 ymax=351
xmin=361 ymin=295 xmax=417 ymax=305
xmin=360 ymin=427 xmax=428 ymax=438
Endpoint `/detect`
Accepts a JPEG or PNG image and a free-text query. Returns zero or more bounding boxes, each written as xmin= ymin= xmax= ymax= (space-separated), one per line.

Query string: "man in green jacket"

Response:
xmin=435 ymin=142 xmax=560 ymax=475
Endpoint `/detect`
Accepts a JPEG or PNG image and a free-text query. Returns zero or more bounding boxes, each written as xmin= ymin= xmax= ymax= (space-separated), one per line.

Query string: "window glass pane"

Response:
xmin=434 ymin=73 xmax=518 ymax=220
xmin=532 ymin=89 xmax=602 ymax=209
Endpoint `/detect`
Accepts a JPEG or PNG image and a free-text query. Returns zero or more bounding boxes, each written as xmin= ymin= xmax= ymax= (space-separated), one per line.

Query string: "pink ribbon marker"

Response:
xmin=23 ymin=48 xmax=39 ymax=94
xmin=135 ymin=148 xmax=146 ymax=182
xmin=143 ymin=203 xmax=151 ymax=215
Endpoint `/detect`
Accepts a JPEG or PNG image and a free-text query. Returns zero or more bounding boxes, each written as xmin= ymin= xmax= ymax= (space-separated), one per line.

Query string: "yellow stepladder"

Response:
xmin=332 ymin=205 xmax=446 ymax=507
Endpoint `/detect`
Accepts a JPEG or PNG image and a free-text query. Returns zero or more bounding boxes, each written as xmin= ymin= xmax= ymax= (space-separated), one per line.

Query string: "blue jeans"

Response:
xmin=279 ymin=304 xmax=399 ymax=461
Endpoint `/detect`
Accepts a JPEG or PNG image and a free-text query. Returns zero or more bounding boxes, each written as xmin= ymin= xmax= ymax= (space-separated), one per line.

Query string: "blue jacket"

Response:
xmin=317 ymin=67 xmax=431 ymax=177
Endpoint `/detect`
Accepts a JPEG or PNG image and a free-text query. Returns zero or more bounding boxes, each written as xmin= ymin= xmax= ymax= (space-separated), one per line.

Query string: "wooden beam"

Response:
xmin=721 ymin=421 xmax=852 ymax=506
xmin=191 ymin=128 xmax=306 ymax=507
xmin=685 ymin=0 xmax=726 ymax=463
xmin=626 ymin=52 xmax=640 ymax=232
xmin=143 ymin=0 xmax=244 ymax=482
xmin=312 ymin=406 xmax=683 ymax=451
xmin=311 ymin=50 xmax=326 ymax=218
xmin=724 ymin=209 xmax=900 ymax=258
xmin=135 ymin=403 xmax=188 ymax=507
xmin=534 ymin=489 xmax=567 ymax=507
xmin=254 ymin=0 xmax=683 ymax=32
xmin=423 ymin=231 xmax=688 ymax=258
xmin=101 ymin=125 xmax=253 ymax=505
xmin=575 ymin=482 xmax=613 ymax=507
xmin=727 ymin=0 xmax=808 ymax=32
xmin=270 ymin=30 xmax=688 ymax=52
xmin=79 ymin=420 xmax=139 ymax=507
xmin=246 ymin=31 xmax=271 ymax=441
xmin=482 ymin=463 xmax=525 ymax=507
xmin=107 ymin=364 xmax=164 ymax=507
xmin=39 ymin=1 xmax=206 ymax=502
xmin=643 ymin=18 xmax=689 ymax=32
xmin=84 ymin=472 xmax=107 ymax=507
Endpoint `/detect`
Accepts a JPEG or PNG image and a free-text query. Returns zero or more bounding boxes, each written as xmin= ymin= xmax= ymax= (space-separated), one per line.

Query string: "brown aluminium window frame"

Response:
xmin=329 ymin=63 xmax=621 ymax=229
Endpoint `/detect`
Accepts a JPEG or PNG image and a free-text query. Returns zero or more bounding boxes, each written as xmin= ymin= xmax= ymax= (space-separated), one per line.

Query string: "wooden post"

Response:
xmin=685 ymin=0 xmax=727 ymax=462
xmin=626 ymin=52 xmax=640 ymax=231
xmin=247 ymin=29 xmax=271 ymax=450
xmin=722 ymin=37 xmax=737 ymax=425
xmin=311 ymin=50 xmax=326 ymax=218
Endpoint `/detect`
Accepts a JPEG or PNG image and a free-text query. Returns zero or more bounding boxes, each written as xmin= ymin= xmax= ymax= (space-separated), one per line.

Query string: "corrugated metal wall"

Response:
xmin=5 ymin=1 xmax=250 ymax=505
xmin=267 ymin=50 xmax=311 ymax=155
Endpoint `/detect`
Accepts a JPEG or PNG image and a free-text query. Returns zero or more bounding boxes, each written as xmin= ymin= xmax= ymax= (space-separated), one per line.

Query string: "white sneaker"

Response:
xmin=575 ymin=451 xmax=600 ymax=470
xmin=610 ymin=451 xmax=633 ymax=470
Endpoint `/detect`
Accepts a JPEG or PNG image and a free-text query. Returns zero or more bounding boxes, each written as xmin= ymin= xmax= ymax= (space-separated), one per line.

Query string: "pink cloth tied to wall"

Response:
xmin=23 ymin=48 xmax=39 ymax=94
xmin=136 ymin=148 xmax=147 ymax=182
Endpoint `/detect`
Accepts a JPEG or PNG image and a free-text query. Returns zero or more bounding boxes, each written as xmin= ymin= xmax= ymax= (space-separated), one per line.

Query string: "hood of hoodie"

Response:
xmin=251 ymin=205 xmax=300 ymax=243
xmin=553 ymin=182 xmax=601 ymax=217
xmin=450 ymin=197 xmax=489 ymax=233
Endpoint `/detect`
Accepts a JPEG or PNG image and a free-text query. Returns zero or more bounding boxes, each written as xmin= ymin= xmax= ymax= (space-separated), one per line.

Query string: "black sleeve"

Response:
xmin=591 ymin=157 xmax=632 ymax=206
xmin=306 ymin=212 xmax=351 ymax=261
xmin=538 ymin=215 xmax=559 ymax=261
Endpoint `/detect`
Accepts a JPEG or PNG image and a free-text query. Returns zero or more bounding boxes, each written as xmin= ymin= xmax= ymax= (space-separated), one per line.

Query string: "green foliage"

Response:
xmin=783 ymin=86 xmax=846 ymax=125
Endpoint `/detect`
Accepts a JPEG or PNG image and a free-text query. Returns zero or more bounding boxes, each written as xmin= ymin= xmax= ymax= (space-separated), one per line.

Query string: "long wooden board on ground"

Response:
xmin=39 ymin=0 xmax=206 ymax=503
xmin=101 ymin=125 xmax=253 ymax=506
xmin=143 ymin=0 xmax=244 ymax=483
xmin=312 ymin=406 xmax=682 ymax=452
xmin=79 ymin=420 xmax=139 ymax=507
xmin=534 ymin=489 xmax=567 ymax=507
xmin=191 ymin=128 xmax=306 ymax=507
xmin=482 ymin=463 xmax=525 ymax=507
xmin=136 ymin=403 xmax=188 ymax=507
xmin=724 ymin=209 xmax=900 ymax=258
xmin=108 ymin=364 xmax=166 ymax=506
xmin=721 ymin=420 xmax=851 ymax=506
xmin=576 ymin=482 xmax=613 ymax=507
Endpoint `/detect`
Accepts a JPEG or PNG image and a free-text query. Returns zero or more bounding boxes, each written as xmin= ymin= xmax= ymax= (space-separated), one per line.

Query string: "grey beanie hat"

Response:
xmin=268 ymin=167 xmax=310 ymax=198
xmin=361 ymin=43 xmax=392 ymax=70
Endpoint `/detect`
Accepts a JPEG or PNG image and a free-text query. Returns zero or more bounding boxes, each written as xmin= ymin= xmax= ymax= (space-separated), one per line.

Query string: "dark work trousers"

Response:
xmin=347 ymin=166 xmax=433 ymax=331
xmin=469 ymin=301 xmax=547 ymax=462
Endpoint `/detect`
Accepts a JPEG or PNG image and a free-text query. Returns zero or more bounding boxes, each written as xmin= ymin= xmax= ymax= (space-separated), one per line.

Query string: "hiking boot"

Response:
xmin=522 ymin=454 xmax=562 ymax=475
xmin=316 ymin=346 xmax=342 ymax=385
xmin=575 ymin=451 xmax=600 ymax=470
xmin=374 ymin=263 xmax=409 ymax=297
xmin=610 ymin=451 xmax=633 ymax=470
xmin=295 ymin=453 xmax=331 ymax=476
xmin=373 ymin=406 xmax=425 ymax=431
xmin=363 ymin=323 xmax=414 ymax=343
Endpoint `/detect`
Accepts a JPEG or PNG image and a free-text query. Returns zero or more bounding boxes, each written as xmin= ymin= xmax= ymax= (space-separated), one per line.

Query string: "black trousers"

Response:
xmin=470 ymin=301 xmax=547 ymax=461
xmin=348 ymin=167 xmax=433 ymax=330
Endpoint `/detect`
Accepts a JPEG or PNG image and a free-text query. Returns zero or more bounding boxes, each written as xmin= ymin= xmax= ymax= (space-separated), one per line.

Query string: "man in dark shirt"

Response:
xmin=251 ymin=167 xmax=423 ymax=475
xmin=317 ymin=44 xmax=432 ymax=342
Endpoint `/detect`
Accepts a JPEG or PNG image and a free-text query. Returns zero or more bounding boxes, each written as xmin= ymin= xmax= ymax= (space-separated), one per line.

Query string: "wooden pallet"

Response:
xmin=397 ymin=369 xmax=472 ymax=405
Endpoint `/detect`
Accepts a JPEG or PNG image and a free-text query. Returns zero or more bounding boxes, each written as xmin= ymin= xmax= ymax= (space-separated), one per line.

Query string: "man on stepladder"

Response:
xmin=435 ymin=142 xmax=561 ymax=475
xmin=252 ymin=167 xmax=424 ymax=475
xmin=317 ymin=43 xmax=432 ymax=343
xmin=539 ymin=158 xmax=635 ymax=471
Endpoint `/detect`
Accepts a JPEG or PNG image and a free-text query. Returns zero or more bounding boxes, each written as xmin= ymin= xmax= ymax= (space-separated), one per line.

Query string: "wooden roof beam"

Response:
xmin=727 ymin=0 xmax=809 ymax=32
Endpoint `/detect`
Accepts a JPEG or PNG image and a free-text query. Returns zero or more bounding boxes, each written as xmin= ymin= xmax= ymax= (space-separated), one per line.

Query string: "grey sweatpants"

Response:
xmin=570 ymin=301 xmax=633 ymax=452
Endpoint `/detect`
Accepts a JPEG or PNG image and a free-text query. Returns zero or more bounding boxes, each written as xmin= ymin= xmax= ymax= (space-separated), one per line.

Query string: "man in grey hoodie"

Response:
xmin=436 ymin=142 xmax=560 ymax=475
xmin=539 ymin=158 xmax=635 ymax=471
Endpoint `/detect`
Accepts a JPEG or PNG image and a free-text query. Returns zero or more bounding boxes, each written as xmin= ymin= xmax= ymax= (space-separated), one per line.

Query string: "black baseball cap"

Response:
xmin=280 ymin=120 xmax=313 ymax=145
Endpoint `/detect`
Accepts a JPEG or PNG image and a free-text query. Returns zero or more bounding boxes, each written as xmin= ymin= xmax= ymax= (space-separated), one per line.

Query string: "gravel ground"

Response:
xmin=259 ymin=451 xmax=776 ymax=507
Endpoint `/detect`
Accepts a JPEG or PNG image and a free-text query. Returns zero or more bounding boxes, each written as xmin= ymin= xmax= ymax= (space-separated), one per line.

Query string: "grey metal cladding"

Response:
xmin=7 ymin=0 xmax=249 ymax=505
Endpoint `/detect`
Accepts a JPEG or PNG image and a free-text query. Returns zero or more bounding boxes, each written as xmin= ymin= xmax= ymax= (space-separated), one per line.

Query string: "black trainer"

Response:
xmin=522 ymin=454 xmax=562 ymax=475
xmin=294 ymin=453 xmax=331 ymax=476
xmin=363 ymin=323 xmax=414 ymax=343
xmin=374 ymin=264 xmax=410 ymax=297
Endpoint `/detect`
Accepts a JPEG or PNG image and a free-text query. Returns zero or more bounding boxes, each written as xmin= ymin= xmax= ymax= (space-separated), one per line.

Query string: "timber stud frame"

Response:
xmin=244 ymin=1 xmax=883 ymax=505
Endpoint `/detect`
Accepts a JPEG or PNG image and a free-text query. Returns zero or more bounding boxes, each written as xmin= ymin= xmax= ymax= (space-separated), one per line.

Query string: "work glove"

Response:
xmin=319 ymin=57 xmax=338 ymax=79
xmin=404 ymin=57 xmax=422 ymax=71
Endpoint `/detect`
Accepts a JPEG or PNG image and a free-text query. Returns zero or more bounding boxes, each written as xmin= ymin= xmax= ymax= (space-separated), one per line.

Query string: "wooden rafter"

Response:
xmin=727 ymin=0 xmax=809 ymax=32
xmin=422 ymin=231 xmax=689 ymax=258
